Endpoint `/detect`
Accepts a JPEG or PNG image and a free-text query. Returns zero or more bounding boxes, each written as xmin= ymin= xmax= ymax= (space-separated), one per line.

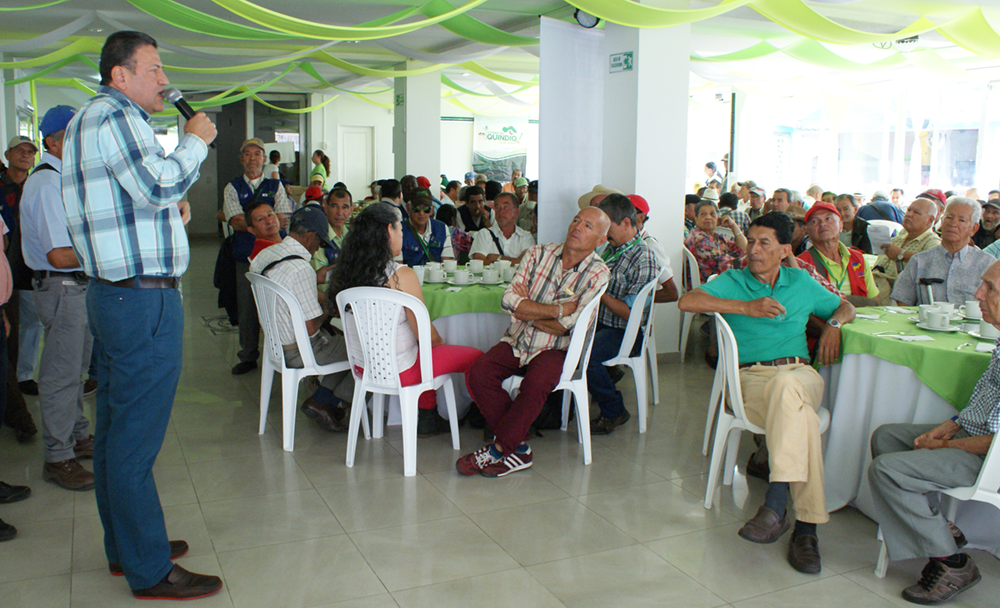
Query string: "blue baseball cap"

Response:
xmin=40 ymin=105 xmax=76 ymax=139
xmin=464 ymin=172 xmax=474 ymax=180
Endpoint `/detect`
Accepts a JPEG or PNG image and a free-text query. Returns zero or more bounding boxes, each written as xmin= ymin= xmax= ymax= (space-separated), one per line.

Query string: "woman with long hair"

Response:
xmin=327 ymin=203 xmax=483 ymax=437
xmin=310 ymin=149 xmax=330 ymax=188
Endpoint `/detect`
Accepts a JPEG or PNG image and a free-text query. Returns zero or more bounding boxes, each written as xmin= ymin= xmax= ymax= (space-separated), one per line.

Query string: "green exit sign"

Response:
xmin=610 ymin=51 xmax=633 ymax=73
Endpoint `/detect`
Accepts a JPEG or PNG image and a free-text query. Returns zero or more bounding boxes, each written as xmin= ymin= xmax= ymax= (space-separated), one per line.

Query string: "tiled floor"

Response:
xmin=1 ymin=237 xmax=998 ymax=607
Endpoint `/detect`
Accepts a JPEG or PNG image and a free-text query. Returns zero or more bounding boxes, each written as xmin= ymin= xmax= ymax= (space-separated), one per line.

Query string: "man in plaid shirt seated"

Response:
xmin=587 ymin=194 xmax=661 ymax=435
xmin=457 ymin=208 xmax=610 ymax=478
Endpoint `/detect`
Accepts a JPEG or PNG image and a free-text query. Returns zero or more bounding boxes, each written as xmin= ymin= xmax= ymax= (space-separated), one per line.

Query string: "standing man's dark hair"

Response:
xmin=269 ymin=150 xmax=280 ymax=164
xmin=485 ymin=180 xmax=503 ymax=202
xmin=462 ymin=185 xmax=484 ymax=203
xmin=380 ymin=179 xmax=401 ymax=200
xmin=99 ymin=31 xmax=158 ymax=86
xmin=598 ymin=193 xmax=638 ymax=227
xmin=719 ymin=192 xmax=739 ymax=210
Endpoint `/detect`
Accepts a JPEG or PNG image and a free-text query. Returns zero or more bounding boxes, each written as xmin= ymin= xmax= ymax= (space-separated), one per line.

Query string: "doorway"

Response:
xmin=338 ymin=125 xmax=375 ymax=199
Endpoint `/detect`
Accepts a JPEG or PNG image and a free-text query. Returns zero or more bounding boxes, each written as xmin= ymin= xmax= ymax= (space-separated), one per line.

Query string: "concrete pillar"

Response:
xmin=393 ymin=62 xmax=440 ymax=180
xmin=601 ymin=19 xmax=691 ymax=356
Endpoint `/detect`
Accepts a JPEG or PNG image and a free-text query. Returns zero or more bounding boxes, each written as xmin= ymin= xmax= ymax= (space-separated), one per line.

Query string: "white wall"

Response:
xmin=310 ymin=93 xmax=395 ymax=184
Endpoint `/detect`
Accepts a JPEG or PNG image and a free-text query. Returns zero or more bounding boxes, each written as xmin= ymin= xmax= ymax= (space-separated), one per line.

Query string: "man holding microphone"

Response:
xmin=61 ymin=31 xmax=221 ymax=600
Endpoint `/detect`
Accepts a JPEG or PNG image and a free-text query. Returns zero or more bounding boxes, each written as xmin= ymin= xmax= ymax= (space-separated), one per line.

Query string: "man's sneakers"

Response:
xmin=902 ymin=555 xmax=980 ymax=605
xmin=456 ymin=443 xmax=532 ymax=478
xmin=591 ymin=409 xmax=631 ymax=435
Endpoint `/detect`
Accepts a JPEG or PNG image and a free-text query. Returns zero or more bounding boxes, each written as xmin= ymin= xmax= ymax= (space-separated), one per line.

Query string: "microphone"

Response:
xmin=164 ymin=88 xmax=215 ymax=148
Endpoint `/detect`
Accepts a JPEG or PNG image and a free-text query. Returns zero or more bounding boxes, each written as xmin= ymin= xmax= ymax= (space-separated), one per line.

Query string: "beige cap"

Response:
xmin=6 ymin=136 xmax=37 ymax=153
xmin=240 ymin=137 xmax=266 ymax=154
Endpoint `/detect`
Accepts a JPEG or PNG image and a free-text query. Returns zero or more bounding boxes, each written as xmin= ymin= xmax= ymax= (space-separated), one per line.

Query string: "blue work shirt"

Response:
xmin=20 ymin=152 xmax=80 ymax=273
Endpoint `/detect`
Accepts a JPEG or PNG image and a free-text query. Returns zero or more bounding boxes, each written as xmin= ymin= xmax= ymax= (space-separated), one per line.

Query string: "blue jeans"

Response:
xmin=88 ymin=281 xmax=183 ymax=590
xmin=586 ymin=324 xmax=640 ymax=419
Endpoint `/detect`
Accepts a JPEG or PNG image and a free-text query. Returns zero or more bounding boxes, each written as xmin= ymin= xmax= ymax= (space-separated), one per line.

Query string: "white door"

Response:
xmin=338 ymin=126 xmax=375 ymax=199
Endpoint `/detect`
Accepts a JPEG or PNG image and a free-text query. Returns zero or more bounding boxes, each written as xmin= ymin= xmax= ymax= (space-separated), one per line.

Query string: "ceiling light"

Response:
xmin=895 ymin=36 xmax=919 ymax=51
xmin=574 ymin=9 xmax=600 ymax=29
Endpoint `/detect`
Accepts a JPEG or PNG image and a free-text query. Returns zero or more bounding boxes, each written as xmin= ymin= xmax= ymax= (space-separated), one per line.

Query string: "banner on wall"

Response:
xmin=473 ymin=115 xmax=528 ymax=182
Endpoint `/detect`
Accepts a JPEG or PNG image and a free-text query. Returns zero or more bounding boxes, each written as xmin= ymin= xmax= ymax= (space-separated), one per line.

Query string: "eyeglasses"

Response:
xmin=412 ymin=206 xmax=433 ymax=214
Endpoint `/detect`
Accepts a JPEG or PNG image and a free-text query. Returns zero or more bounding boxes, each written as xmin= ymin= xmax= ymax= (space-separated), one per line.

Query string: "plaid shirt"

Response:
xmin=249 ymin=236 xmax=320 ymax=346
xmin=957 ymin=340 xmax=1000 ymax=436
xmin=61 ymin=86 xmax=208 ymax=281
xmin=598 ymin=233 xmax=659 ymax=329
xmin=501 ymin=243 xmax=609 ymax=365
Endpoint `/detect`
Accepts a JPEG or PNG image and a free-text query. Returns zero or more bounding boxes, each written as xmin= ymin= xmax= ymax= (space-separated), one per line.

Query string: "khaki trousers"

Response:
xmin=739 ymin=363 xmax=828 ymax=524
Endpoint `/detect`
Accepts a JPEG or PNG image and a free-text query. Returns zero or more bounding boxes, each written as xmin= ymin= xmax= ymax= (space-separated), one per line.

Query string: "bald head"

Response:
xmin=565 ymin=207 xmax=610 ymax=253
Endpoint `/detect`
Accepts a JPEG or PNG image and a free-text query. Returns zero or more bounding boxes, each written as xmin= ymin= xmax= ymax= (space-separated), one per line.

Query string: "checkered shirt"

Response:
xmin=61 ymin=86 xmax=207 ymax=281
xmin=249 ymin=236 xmax=321 ymax=346
xmin=598 ymin=233 xmax=660 ymax=329
xmin=957 ymin=341 xmax=1000 ymax=436
xmin=501 ymin=243 xmax=609 ymax=365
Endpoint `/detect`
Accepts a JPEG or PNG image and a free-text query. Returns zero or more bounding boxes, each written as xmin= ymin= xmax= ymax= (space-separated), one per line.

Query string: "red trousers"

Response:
xmin=397 ymin=344 xmax=483 ymax=409
xmin=466 ymin=342 xmax=566 ymax=453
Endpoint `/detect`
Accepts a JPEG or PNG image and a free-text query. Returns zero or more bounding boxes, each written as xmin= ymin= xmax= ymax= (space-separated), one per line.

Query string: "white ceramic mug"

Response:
xmin=980 ymin=319 xmax=1000 ymax=338
xmin=964 ymin=300 xmax=982 ymax=319
xmin=502 ymin=267 xmax=516 ymax=282
xmin=453 ymin=269 xmax=471 ymax=284
xmin=482 ymin=268 xmax=499 ymax=283
xmin=468 ymin=259 xmax=484 ymax=273
xmin=428 ymin=268 xmax=444 ymax=282
xmin=426 ymin=261 xmax=442 ymax=271
xmin=496 ymin=260 xmax=511 ymax=272
xmin=936 ymin=302 xmax=955 ymax=315
xmin=917 ymin=304 xmax=940 ymax=322
xmin=412 ymin=265 xmax=425 ymax=284
xmin=443 ymin=259 xmax=457 ymax=273
xmin=926 ymin=311 xmax=950 ymax=330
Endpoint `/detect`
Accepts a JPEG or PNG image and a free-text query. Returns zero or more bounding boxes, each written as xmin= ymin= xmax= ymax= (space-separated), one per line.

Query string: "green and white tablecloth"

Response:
xmin=420 ymin=281 xmax=506 ymax=320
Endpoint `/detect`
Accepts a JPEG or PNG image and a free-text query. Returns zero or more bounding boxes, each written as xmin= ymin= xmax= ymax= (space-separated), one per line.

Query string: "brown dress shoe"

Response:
xmin=83 ymin=379 xmax=98 ymax=396
xmin=301 ymin=398 xmax=347 ymax=432
xmin=787 ymin=533 xmax=822 ymax=574
xmin=131 ymin=564 xmax=223 ymax=600
xmin=74 ymin=435 xmax=95 ymax=459
xmin=110 ymin=540 xmax=189 ymax=576
xmin=738 ymin=506 xmax=789 ymax=544
xmin=43 ymin=458 xmax=95 ymax=491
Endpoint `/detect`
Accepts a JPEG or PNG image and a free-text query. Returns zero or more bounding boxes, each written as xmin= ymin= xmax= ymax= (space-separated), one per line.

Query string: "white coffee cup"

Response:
xmin=443 ymin=259 xmax=457 ymax=273
xmin=482 ymin=268 xmax=499 ymax=283
xmin=412 ymin=265 xmax=425 ymax=285
xmin=468 ymin=259 xmax=484 ymax=273
xmin=453 ymin=269 xmax=471 ymax=284
xmin=496 ymin=260 xmax=511 ymax=272
xmin=426 ymin=261 xmax=442 ymax=271
xmin=502 ymin=267 xmax=516 ymax=282
xmin=936 ymin=302 xmax=955 ymax=315
xmin=980 ymin=319 xmax=1000 ymax=339
xmin=964 ymin=300 xmax=982 ymax=319
xmin=926 ymin=311 xmax=950 ymax=330
xmin=917 ymin=304 xmax=940 ymax=322
xmin=428 ymin=268 xmax=444 ymax=282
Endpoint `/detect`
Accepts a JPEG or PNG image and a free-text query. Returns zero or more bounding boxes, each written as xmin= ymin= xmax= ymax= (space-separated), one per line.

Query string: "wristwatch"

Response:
xmin=827 ymin=318 xmax=842 ymax=329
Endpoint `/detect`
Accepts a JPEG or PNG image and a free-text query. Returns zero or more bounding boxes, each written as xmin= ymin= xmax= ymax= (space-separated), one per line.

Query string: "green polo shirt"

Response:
xmin=701 ymin=266 xmax=841 ymax=364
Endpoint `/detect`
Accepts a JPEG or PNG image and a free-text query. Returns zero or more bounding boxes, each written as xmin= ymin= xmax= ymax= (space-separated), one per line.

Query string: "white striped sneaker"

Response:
xmin=479 ymin=445 xmax=532 ymax=478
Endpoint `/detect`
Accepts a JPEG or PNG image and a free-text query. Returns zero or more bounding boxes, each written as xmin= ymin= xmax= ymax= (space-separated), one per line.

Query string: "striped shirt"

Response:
xmin=61 ymin=86 xmax=207 ymax=281
xmin=501 ymin=243 xmax=609 ymax=365
xmin=598 ymin=233 xmax=659 ymax=329
xmin=957 ymin=340 xmax=1000 ymax=436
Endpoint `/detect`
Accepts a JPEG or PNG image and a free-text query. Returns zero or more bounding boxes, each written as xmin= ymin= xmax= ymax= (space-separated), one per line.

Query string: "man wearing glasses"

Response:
xmin=396 ymin=194 xmax=454 ymax=266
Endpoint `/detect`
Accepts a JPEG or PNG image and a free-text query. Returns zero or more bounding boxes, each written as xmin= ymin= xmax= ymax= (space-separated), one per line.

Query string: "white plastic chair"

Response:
xmin=704 ymin=313 xmax=831 ymax=509
xmin=335 ymin=287 xmax=460 ymax=477
xmin=867 ymin=219 xmax=903 ymax=237
xmin=602 ymin=278 xmax=660 ymax=433
xmin=679 ymin=247 xmax=702 ymax=362
xmin=501 ymin=285 xmax=608 ymax=465
xmin=247 ymin=273 xmax=363 ymax=452
xmin=698 ymin=273 xmax=723 ymax=457
xmin=874 ymin=434 xmax=1000 ymax=578
xmin=645 ymin=266 xmax=672 ymax=407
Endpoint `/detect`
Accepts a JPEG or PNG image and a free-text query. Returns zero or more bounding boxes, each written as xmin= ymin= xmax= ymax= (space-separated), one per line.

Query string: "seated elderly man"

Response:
xmin=797 ymin=202 xmax=879 ymax=303
xmin=833 ymin=194 xmax=873 ymax=254
xmin=587 ymin=195 xmax=661 ymax=434
xmin=396 ymin=194 xmax=454 ymax=266
xmin=892 ymin=197 xmax=994 ymax=305
xmin=973 ymin=198 xmax=1000 ymax=250
xmin=312 ymin=188 xmax=354 ymax=284
xmin=678 ymin=212 xmax=855 ymax=574
xmin=871 ymin=197 xmax=940 ymax=305
xmin=458 ymin=208 xmax=610 ymax=477
xmin=246 ymin=201 xmax=283 ymax=260
xmin=868 ymin=260 xmax=1000 ymax=605
xmin=469 ymin=192 xmax=535 ymax=264
xmin=250 ymin=207 xmax=354 ymax=432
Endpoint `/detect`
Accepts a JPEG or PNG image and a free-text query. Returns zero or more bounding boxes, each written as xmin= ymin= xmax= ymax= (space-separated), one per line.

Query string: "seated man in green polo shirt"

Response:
xmin=678 ymin=212 xmax=855 ymax=575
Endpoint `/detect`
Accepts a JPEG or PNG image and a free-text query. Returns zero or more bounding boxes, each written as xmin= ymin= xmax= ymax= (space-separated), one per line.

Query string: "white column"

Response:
xmin=0 ymin=57 xmax=7 ymax=146
xmin=393 ymin=63 xmax=440 ymax=180
xmin=601 ymin=20 xmax=691 ymax=356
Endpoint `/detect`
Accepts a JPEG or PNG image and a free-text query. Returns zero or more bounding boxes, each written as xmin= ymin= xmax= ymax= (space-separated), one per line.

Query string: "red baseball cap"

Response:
xmin=917 ymin=189 xmax=947 ymax=207
xmin=803 ymin=201 xmax=840 ymax=224
xmin=628 ymin=194 xmax=650 ymax=216
xmin=304 ymin=186 xmax=325 ymax=202
xmin=416 ymin=176 xmax=432 ymax=188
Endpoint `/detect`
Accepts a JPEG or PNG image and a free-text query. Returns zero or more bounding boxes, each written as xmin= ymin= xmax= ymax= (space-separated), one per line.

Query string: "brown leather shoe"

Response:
xmin=902 ymin=556 xmax=980 ymax=605
xmin=83 ymin=379 xmax=98 ymax=396
xmin=43 ymin=458 xmax=95 ymax=491
xmin=787 ymin=533 xmax=822 ymax=574
xmin=110 ymin=540 xmax=189 ymax=576
xmin=131 ymin=564 xmax=223 ymax=600
xmin=738 ymin=506 xmax=789 ymax=544
xmin=301 ymin=398 xmax=347 ymax=432
xmin=74 ymin=435 xmax=95 ymax=459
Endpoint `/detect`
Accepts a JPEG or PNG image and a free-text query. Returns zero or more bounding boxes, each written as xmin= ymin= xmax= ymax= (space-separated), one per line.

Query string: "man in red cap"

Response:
xmin=303 ymin=185 xmax=325 ymax=206
xmin=797 ymin=202 xmax=879 ymax=302
xmin=629 ymin=194 xmax=677 ymax=303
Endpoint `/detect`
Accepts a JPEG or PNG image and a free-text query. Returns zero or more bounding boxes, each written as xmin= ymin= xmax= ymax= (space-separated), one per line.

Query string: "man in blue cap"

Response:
xmin=20 ymin=105 xmax=97 ymax=491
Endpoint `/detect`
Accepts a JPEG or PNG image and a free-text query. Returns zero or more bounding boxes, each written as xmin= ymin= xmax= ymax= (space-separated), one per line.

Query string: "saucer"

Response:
xmin=479 ymin=278 xmax=505 ymax=285
xmin=915 ymin=322 xmax=961 ymax=332
xmin=446 ymin=278 xmax=476 ymax=286
xmin=424 ymin=276 xmax=447 ymax=284
xmin=968 ymin=330 xmax=1000 ymax=340
xmin=909 ymin=314 xmax=962 ymax=322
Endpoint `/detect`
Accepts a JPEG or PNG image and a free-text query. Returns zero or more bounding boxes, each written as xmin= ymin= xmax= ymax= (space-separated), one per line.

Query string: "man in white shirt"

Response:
xmin=441 ymin=180 xmax=460 ymax=208
xmin=469 ymin=193 xmax=535 ymax=264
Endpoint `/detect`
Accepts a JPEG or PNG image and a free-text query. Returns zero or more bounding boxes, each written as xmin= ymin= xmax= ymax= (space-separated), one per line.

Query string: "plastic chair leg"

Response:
xmin=632 ymin=359 xmax=647 ymax=434
xmin=281 ymin=371 xmax=301 ymax=452
xmin=722 ymin=426 xmax=743 ymax=486
xmin=647 ymin=336 xmax=660 ymax=405
xmin=360 ymin=394 xmax=371 ymax=440
xmin=345 ymin=384 xmax=366 ymax=468
xmin=561 ymin=389 xmax=572 ymax=433
xmin=680 ymin=312 xmax=692 ymax=363
xmin=371 ymin=393 xmax=385 ymax=439
xmin=704 ymin=419 xmax=733 ymax=509
xmin=875 ymin=535 xmax=889 ymax=578
xmin=441 ymin=377 xmax=460 ymax=450
xmin=571 ymin=387 xmax=592 ymax=465
xmin=702 ymin=366 xmax=724 ymax=456
xmin=258 ymin=360 xmax=276 ymax=435
xmin=399 ymin=395 xmax=418 ymax=477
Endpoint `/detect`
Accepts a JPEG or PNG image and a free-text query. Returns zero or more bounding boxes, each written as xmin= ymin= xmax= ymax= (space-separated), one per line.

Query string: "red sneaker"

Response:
xmin=480 ymin=445 xmax=533 ymax=478
xmin=456 ymin=444 xmax=499 ymax=476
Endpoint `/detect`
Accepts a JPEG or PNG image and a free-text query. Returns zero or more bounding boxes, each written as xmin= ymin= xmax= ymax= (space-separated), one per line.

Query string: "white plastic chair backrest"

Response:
xmin=958 ymin=429 xmax=1000 ymax=499
xmin=335 ymin=286 xmax=433 ymax=390
xmin=867 ymin=219 xmax=903 ymax=236
xmin=560 ymin=285 xmax=608 ymax=382
xmin=683 ymin=247 xmax=701 ymax=293
xmin=611 ymin=278 xmax=659 ymax=361
xmin=714 ymin=312 xmax=765 ymax=434
xmin=247 ymin=272 xmax=321 ymax=370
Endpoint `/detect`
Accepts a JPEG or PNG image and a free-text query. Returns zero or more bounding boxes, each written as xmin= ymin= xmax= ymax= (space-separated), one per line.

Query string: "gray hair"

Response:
xmin=694 ymin=200 xmax=719 ymax=217
xmin=774 ymin=188 xmax=793 ymax=201
xmin=872 ymin=190 xmax=889 ymax=201
xmin=790 ymin=190 xmax=805 ymax=205
xmin=598 ymin=193 xmax=638 ymax=227
xmin=805 ymin=184 xmax=823 ymax=199
xmin=945 ymin=196 xmax=982 ymax=225
xmin=493 ymin=191 xmax=520 ymax=207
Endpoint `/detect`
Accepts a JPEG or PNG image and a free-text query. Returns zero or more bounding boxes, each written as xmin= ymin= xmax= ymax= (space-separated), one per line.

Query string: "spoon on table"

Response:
xmin=955 ymin=342 xmax=972 ymax=350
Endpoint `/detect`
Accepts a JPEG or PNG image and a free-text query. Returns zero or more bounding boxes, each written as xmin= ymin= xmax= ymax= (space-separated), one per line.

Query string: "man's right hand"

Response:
xmin=560 ymin=301 xmax=578 ymax=318
xmin=184 ymin=112 xmax=217 ymax=146
xmin=743 ymin=297 xmax=786 ymax=318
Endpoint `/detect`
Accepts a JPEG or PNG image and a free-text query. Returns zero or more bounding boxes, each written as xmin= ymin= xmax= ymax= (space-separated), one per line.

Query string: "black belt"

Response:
xmin=34 ymin=270 xmax=88 ymax=283
xmin=95 ymin=276 xmax=179 ymax=290
xmin=739 ymin=356 xmax=810 ymax=369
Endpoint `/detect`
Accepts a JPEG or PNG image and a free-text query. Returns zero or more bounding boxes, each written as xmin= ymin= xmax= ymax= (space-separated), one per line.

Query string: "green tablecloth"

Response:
xmin=421 ymin=281 xmax=506 ymax=320
xmin=841 ymin=306 xmax=992 ymax=409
